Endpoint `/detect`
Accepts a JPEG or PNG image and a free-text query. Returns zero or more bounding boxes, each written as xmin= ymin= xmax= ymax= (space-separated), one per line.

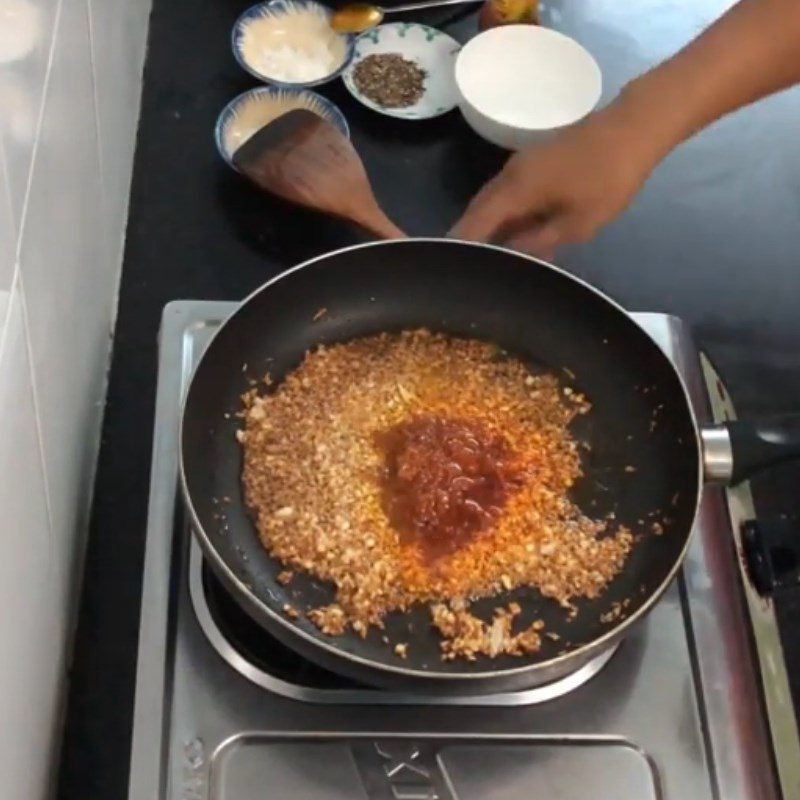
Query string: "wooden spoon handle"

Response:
xmin=349 ymin=198 xmax=407 ymax=239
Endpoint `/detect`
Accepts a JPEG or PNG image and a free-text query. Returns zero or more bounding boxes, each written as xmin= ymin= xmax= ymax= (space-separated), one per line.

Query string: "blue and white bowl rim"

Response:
xmin=231 ymin=0 xmax=355 ymax=88
xmin=214 ymin=86 xmax=351 ymax=167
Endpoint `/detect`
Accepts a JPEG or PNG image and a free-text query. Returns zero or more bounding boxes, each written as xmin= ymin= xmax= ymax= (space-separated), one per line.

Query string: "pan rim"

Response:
xmin=179 ymin=237 xmax=705 ymax=683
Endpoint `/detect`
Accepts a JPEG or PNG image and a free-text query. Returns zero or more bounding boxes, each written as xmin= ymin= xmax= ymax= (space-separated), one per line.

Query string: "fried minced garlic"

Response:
xmin=432 ymin=601 xmax=544 ymax=661
xmin=239 ymin=330 xmax=633 ymax=659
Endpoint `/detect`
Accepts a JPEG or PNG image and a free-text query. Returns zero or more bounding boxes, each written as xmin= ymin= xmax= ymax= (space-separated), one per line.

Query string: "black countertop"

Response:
xmin=58 ymin=0 xmax=800 ymax=796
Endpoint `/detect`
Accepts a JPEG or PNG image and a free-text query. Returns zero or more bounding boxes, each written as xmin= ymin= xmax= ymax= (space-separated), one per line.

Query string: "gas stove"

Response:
xmin=128 ymin=301 xmax=799 ymax=800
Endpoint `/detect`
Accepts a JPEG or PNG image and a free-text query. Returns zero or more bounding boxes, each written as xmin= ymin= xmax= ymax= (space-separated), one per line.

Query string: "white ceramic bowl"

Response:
xmin=455 ymin=25 xmax=602 ymax=150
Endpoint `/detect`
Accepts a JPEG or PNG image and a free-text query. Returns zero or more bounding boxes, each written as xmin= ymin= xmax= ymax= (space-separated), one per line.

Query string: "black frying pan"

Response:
xmin=180 ymin=239 xmax=800 ymax=693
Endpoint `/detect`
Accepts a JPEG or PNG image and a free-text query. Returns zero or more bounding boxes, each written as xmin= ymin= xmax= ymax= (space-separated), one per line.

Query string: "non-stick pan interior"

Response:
xmin=181 ymin=240 xmax=700 ymax=677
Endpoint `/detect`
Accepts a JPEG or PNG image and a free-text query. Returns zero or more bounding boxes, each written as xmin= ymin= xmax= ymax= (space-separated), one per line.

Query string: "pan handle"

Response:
xmin=701 ymin=414 xmax=800 ymax=485
xmin=742 ymin=518 xmax=800 ymax=596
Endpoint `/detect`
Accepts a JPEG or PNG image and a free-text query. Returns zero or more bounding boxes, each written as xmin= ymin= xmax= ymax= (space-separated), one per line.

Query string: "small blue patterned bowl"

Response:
xmin=215 ymin=86 xmax=350 ymax=169
xmin=232 ymin=0 xmax=355 ymax=88
xmin=343 ymin=23 xmax=461 ymax=120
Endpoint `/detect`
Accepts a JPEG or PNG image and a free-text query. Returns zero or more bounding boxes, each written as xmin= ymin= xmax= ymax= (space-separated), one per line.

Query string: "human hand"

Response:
xmin=450 ymin=105 xmax=661 ymax=256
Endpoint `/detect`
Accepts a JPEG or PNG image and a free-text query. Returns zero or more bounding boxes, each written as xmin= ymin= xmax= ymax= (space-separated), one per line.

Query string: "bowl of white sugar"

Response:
xmin=455 ymin=25 xmax=602 ymax=151
xmin=233 ymin=0 xmax=354 ymax=88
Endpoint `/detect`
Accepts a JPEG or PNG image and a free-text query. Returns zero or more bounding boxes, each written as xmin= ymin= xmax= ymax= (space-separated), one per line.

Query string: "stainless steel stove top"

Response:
xmin=128 ymin=302 xmax=800 ymax=800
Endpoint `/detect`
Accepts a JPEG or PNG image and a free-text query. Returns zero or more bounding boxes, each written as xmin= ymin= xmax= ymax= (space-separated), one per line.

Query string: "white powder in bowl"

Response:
xmin=253 ymin=41 xmax=340 ymax=83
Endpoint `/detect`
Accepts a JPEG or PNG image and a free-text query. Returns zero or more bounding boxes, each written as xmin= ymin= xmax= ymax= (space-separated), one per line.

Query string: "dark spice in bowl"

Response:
xmin=352 ymin=53 xmax=427 ymax=108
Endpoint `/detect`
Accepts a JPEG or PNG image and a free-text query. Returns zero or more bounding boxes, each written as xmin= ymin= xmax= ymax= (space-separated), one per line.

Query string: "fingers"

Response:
xmin=505 ymin=223 xmax=563 ymax=260
xmin=504 ymin=214 xmax=598 ymax=258
xmin=451 ymin=150 xmax=565 ymax=244
xmin=449 ymin=174 xmax=520 ymax=243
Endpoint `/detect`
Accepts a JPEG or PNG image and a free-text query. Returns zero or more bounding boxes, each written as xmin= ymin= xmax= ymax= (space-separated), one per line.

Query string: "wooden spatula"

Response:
xmin=232 ymin=109 xmax=405 ymax=239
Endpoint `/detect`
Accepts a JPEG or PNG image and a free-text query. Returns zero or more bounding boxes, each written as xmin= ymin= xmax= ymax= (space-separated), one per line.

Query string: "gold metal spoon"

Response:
xmin=331 ymin=0 xmax=481 ymax=34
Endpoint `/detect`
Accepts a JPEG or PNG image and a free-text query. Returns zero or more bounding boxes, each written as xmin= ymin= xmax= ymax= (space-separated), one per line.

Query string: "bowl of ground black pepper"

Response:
xmin=342 ymin=22 xmax=461 ymax=119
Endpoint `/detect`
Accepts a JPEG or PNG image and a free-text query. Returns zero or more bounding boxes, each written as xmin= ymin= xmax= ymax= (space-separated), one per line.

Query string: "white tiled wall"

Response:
xmin=0 ymin=135 xmax=14 ymax=322
xmin=0 ymin=0 xmax=151 ymax=796
xmin=0 ymin=281 xmax=60 ymax=800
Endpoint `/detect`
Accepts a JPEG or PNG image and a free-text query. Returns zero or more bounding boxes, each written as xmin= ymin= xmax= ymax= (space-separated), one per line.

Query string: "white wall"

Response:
xmin=0 ymin=0 xmax=150 ymax=796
